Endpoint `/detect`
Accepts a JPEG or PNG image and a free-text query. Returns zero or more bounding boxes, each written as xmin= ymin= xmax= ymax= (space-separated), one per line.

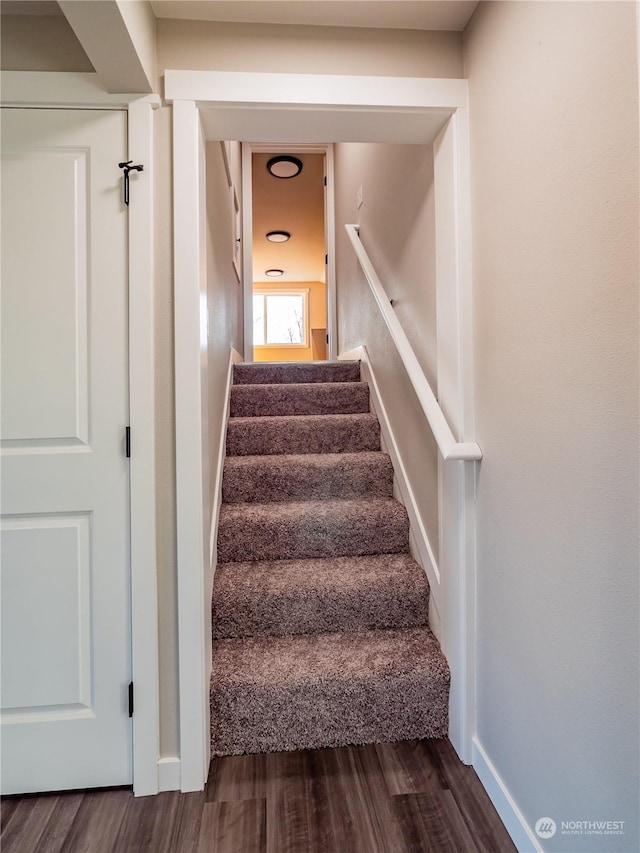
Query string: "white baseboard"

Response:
xmin=339 ymin=346 xmax=441 ymax=610
xmin=472 ymin=737 xmax=541 ymax=853
xmin=209 ymin=348 xmax=243 ymax=569
xmin=157 ymin=756 xmax=182 ymax=793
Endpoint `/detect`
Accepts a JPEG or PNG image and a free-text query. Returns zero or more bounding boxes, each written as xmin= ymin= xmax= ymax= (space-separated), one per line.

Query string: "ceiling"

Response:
xmin=252 ymin=152 xmax=326 ymax=285
xmin=150 ymin=1 xmax=479 ymax=31
xmin=1 ymin=0 xmax=479 ymax=30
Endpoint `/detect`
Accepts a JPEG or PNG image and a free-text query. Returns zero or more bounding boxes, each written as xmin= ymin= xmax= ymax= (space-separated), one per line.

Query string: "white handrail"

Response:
xmin=344 ymin=224 xmax=482 ymax=462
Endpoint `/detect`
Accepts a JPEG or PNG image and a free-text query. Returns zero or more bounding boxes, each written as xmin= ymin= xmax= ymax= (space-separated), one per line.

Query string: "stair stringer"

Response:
xmin=209 ymin=348 xmax=243 ymax=572
xmin=338 ymin=345 xmax=442 ymax=639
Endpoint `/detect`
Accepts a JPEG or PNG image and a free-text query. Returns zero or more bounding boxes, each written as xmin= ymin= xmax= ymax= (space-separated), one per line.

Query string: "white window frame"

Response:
xmin=253 ymin=288 xmax=310 ymax=348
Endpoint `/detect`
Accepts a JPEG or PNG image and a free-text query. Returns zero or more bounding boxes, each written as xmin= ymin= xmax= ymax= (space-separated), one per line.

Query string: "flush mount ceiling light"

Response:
xmin=265 ymin=269 xmax=284 ymax=277
xmin=266 ymin=231 xmax=291 ymax=243
xmin=266 ymin=156 xmax=303 ymax=179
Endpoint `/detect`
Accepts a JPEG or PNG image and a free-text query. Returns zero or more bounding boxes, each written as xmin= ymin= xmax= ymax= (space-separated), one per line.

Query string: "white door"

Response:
xmin=1 ymin=108 xmax=131 ymax=794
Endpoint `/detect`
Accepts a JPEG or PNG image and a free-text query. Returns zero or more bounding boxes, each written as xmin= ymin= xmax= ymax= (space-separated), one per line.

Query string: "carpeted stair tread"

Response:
xmin=213 ymin=553 xmax=430 ymax=639
xmin=217 ymin=498 xmax=409 ymax=563
xmin=212 ymin=359 xmax=449 ymax=757
xmin=226 ymin=413 xmax=380 ymax=456
xmin=233 ymin=361 xmax=361 ymax=385
xmin=222 ymin=452 xmax=393 ymax=503
xmin=210 ymin=626 xmax=450 ymax=755
xmin=230 ymin=381 xmax=370 ymax=417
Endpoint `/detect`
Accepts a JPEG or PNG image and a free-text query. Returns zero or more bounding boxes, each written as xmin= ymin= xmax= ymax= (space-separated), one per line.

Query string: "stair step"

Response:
xmin=233 ymin=360 xmax=360 ymax=385
xmin=230 ymin=381 xmax=369 ymax=418
xmin=217 ymin=498 xmax=409 ymax=563
xmin=213 ymin=553 xmax=430 ymax=639
xmin=226 ymin=413 xmax=380 ymax=457
xmin=210 ymin=626 xmax=450 ymax=756
xmin=222 ymin=452 xmax=393 ymax=504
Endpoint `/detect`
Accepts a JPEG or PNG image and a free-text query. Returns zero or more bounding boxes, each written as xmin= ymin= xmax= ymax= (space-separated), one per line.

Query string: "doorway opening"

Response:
xmin=242 ymin=144 xmax=336 ymax=363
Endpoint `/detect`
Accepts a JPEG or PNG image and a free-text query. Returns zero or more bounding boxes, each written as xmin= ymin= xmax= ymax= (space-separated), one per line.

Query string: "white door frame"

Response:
xmin=166 ymin=69 xmax=477 ymax=787
xmin=1 ymin=72 xmax=161 ymax=797
xmin=241 ymin=142 xmax=337 ymax=362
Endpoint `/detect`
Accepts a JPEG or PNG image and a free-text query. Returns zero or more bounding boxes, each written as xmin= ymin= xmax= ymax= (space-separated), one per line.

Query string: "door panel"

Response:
xmin=1 ymin=108 xmax=131 ymax=794
xmin=2 ymin=148 xmax=89 ymax=444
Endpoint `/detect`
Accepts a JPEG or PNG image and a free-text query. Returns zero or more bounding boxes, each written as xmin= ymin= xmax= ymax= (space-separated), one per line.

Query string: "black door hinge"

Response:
xmin=326 ymin=333 xmax=329 ymax=345
xmin=323 ymin=175 xmax=327 ymax=186
xmin=325 ymin=254 xmax=328 ymax=265
xmin=125 ymin=427 xmax=131 ymax=458
xmin=128 ymin=682 xmax=134 ymax=717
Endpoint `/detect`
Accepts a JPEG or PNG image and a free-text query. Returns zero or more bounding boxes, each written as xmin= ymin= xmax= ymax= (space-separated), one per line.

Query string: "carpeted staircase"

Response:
xmin=211 ymin=360 xmax=450 ymax=756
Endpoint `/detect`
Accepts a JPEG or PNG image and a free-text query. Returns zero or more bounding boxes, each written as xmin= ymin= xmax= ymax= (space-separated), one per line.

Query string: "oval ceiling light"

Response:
xmin=265 ymin=269 xmax=284 ymax=277
xmin=266 ymin=155 xmax=303 ymax=179
xmin=266 ymin=231 xmax=291 ymax=243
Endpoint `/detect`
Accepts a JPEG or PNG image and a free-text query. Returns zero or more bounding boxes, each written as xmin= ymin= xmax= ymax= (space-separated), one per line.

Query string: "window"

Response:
xmin=253 ymin=290 xmax=309 ymax=347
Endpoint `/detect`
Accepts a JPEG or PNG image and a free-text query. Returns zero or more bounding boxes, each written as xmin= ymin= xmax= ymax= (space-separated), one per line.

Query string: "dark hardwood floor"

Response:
xmin=1 ymin=739 xmax=516 ymax=852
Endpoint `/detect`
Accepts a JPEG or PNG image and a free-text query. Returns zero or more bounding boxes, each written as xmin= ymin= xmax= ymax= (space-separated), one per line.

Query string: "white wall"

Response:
xmin=335 ymin=143 xmax=440 ymax=563
xmin=464 ymin=2 xmax=639 ymax=849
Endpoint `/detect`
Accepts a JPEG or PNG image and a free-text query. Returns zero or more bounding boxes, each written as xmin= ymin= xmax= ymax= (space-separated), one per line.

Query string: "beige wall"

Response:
xmin=0 ymin=14 xmax=93 ymax=72
xmin=157 ymin=19 xmax=463 ymax=84
xmin=464 ymin=2 xmax=639 ymax=846
xmin=334 ymin=142 xmax=439 ymax=563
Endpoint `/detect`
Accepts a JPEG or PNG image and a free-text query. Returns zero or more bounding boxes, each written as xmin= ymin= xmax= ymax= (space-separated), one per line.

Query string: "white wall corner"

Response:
xmin=472 ymin=737 xmax=542 ymax=853
xmin=157 ymin=757 xmax=182 ymax=793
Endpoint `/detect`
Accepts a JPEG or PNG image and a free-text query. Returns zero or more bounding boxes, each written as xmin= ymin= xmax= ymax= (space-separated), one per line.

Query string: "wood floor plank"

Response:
xmin=59 ymin=788 xmax=132 ymax=853
xmin=198 ymin=798 xmax=266 ymax=853
xmin=439 ymin=789 xmax=483 ymax=852
xmin=0 ymin=797 xmax=20 ymax=834
xmin=426 ymin=740 xmax=517 ymax=853
xmin=310 ymin=743 xmax=405 ymax=853
xmin=206 ymin=752 xmax=268 ymax=803
xmin=155 ymin=790 xmax=207 ymax=853
xmin=37 ymin=793 xmax=85 ymax=853
xmin=267 ymin=789 xmax=327 ymax=853
xmin=0 ymin=739 xmax=516 ymax=853
xmin=390 ymin=791 xmax=478 ymax=853
xmin=144 ymin=792 xmax=202 ymax=853
xmin=375 ymin=739 xmax=444 ymax=795
xmin=110 ymin=787 xmax=162 ymax=852
xmin=1 ymin=795 xmax=60 ymax=853
xmin=265 ymin=749 xmax=315 ymax=801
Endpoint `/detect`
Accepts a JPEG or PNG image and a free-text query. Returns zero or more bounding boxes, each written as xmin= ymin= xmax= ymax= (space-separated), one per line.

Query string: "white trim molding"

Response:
xmin=241 ymin=142 xmax=336 ymax=362
xmin=164 ymin=70 xmax=468 ymax=110
xmin=1 ymin=72 xmax=160 ymax=797
xmin=173 ymin=99 xmax=209 ymax=793
xmin=157 ymin=757 xmax=181 ymax=794
xmin=433 ymin=109 xmax=478 ymax=765
xmin=472 ymin=738 xmax=542 ymax=853
xmin=209 ymin=349 xmax=243 ymax=570
xmin=170 ymin=70 xmax=477 ymax=792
